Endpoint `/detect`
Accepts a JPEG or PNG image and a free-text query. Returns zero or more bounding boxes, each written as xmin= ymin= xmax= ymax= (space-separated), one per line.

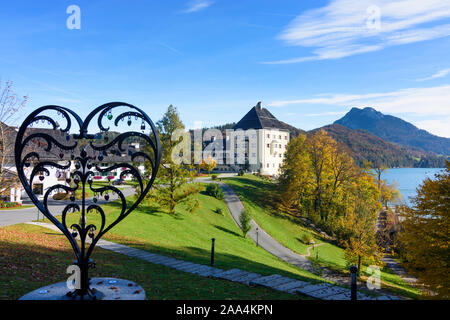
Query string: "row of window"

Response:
xmin=267 ymin=134 xmax=288 ymax=140
xmin=266 ymin=163 xmax=282 ymax=168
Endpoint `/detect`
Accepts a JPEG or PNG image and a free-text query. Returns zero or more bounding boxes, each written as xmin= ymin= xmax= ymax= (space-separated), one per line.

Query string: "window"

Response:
xmin=251 ymin=153 xmax=256 ymax=157
xmin=267 ymin=134 xmax=270 ymax=138
xmin=267 ymin=144 xmax=270 ymax=148
xmin=279 ymin=144 xmax=282 ymax=148
xmin=279 ymin=135 xmax=281 ymax=139
xmin=285 ymin=136 xmax=287 ymax=140
xmin=279 ymin=154 xmax=282 ymax=157
xmin=267 ymin=163 xmax=269 ymax=168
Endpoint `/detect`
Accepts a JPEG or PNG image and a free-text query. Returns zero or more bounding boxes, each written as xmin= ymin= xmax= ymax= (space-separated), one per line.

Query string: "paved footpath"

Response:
xmin=25 ymin=221 xmax=398 ymax=300
xmin=0 ymin=186 xmax=135 ymax=227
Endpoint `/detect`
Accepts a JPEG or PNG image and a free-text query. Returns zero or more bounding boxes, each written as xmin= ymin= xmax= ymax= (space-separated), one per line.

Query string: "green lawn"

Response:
xmin=0 ymin=224 xmax=298 ymax=300
xmin=223 ymin=175 xmax=420 ymax=299
xmin=60 ymin=184 xmax=327 ymax=291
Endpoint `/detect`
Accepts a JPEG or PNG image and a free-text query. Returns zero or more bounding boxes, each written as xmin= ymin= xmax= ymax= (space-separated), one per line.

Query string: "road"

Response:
xmin=0 ymin=186 xmax=135 ymax=227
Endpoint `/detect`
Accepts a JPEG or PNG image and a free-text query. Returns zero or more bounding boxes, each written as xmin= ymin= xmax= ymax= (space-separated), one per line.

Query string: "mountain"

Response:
xmin=334 ymin=107 xmax=450 ymax=155
xmin=314 ymin=124 xmax=446 ymax=168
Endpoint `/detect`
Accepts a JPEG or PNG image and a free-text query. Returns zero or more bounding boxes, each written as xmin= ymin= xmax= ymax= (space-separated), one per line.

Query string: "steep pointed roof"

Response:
xmin=233 ymin=102 xmax=288 ymax=131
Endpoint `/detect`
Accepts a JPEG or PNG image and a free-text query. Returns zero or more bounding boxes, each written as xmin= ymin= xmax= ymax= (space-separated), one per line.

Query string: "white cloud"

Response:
xmin=414 ymin=117 xmax=450 ymax=137
xmin=181 ymin=0 xmax=213 ymax=14
xmin=417 ymin=68 xmax=450 ymax=81
xmin=268 ymin=85 xmax=450 ymax=137
xmin=263 ymin=0 xmax=450 ymax=64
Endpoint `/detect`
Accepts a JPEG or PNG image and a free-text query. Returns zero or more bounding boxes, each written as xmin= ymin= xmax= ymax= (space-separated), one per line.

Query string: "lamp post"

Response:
xmin=15 ymin=102 xmax=161 ymax=300
xmin=350 ymin=265 xmax=358 ymax=301
xmin=211 ymin=238 xmax=215 ymax=266
xmin=256 ymin=227 xmax=259 ymax=247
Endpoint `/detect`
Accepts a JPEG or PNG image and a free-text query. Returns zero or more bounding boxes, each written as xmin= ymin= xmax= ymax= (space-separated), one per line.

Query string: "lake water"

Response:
xmin=380 ymin=168 xmax=444 ymax=206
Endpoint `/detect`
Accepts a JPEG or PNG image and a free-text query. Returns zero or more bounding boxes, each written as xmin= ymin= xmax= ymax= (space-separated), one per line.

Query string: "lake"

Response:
xmin=381 ymin=168 xmax=444 ymax=206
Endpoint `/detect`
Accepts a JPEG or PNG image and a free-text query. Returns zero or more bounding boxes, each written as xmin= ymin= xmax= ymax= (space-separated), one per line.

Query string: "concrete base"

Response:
xmin=19 ymin=277 xmax=145 ymax=300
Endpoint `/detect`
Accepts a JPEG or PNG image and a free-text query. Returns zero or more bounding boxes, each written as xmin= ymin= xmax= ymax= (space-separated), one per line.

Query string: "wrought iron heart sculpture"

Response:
xmin=14 ymin=102 xmax=161 ymax=299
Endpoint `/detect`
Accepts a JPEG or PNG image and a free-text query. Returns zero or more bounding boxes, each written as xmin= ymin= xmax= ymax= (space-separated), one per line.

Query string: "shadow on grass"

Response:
xmin=223 ymin=177 xmax=321 ymax=234
xmin=0 ymin=226 xmax=301 ymax=300
xmin=104 ymin=234 xmax=324 ymax=286
xmin=214 ymin=225 xmax=242 ymax=238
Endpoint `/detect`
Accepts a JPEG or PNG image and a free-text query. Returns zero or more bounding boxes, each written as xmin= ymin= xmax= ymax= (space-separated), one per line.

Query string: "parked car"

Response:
xmin=112 ymin=179 xmax=126 ymax=185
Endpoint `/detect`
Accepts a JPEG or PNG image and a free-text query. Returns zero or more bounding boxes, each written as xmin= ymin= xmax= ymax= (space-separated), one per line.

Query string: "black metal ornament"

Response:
xmin=14 ymin=102 xmax=161 ymax=299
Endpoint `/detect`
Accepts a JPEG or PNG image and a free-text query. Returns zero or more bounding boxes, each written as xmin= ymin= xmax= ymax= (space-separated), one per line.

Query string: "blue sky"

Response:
xmin=1 ymin=0 xmax=450 ymax=137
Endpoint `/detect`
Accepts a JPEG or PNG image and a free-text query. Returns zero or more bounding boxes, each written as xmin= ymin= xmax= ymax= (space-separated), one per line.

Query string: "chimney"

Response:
xmin=256 ymin=101 xmax=262 ymax=110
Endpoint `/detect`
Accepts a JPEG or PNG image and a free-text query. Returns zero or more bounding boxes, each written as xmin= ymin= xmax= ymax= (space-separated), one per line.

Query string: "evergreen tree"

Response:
xmin=239 ymin=210 xmax=252 ymax=238
xmin=143 ymin=105 xmax=200 ymax=215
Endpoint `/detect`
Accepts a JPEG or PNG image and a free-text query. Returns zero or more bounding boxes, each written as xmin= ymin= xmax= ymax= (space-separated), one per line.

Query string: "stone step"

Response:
xmin=293 ymin=283 xmax=332 ymax=295
xmin=262 ymin=277 xmax=299 ymax=290
xmin=273 ymin=280 xmax=310 ymax=293
xmin=306 ymin=286 xmax=350 ymax=299
xmin=221 ymin=270 xmax=251 ymax=282
xmin=250 ymin=274 xmax=283 ymax=286
xmin=233 ymin=273 xmax=262 ymax=285
xmin=213 ymin=268 xmax=245 ymax=279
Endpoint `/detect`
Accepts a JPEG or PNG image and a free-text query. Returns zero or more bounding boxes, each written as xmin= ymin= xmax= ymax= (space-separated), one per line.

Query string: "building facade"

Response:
xmin=225 ymin=102 xmax=290 ymax=176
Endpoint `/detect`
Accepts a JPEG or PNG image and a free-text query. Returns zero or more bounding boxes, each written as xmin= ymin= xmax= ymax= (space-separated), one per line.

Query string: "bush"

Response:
xmin=0 ymin=201 xmax=20 ymax=208
xmin=239 ymin=210 xmax=252 ymax=238
xmin=238 ymin=169 xmax=245 ymax=176
xmin=211 ymin=174 xmax=218 ymax=180
xmin=301 ymin=233 xmax=314 ymax=245
xmin=205 ymin=183 xmax=224 ymax=200
xmin=215 ymin=208 xmax=224 ymax=216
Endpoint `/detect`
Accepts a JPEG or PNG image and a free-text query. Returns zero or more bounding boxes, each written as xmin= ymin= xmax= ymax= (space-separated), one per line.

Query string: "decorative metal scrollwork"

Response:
xmin=14 ymin=102 xmax=161 ymax=299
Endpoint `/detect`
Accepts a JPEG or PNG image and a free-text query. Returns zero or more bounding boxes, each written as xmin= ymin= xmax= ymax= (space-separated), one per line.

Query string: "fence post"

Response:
xmin=350 ymin=265 xmax=358 ymax=301
xmin=210 ymin=238 xmax=215 ymax=266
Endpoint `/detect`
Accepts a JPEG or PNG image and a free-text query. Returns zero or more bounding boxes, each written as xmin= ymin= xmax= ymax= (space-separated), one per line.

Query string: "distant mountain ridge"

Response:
xmin=313 ymin=124 xmax=446 ymax=168
xmin=334 ymin=107 xmax=450 ymax=155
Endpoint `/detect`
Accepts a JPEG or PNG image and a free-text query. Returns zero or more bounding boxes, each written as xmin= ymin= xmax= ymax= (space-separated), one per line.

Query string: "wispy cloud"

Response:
xmin=269 ymin=85 xmax=450 ymax=137
xmin=269 ymin=85 xmax=450 ymax=116
xmin=181 ymin=0 xmax=214 ymax=14
xmin=417 ymin=68 xmax=450 ymax=81
xmin=263 ymin=0 xmax=450 ymax=64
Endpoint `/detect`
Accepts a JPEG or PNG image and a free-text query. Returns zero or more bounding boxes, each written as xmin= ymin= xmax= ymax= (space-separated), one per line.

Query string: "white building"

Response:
xmin=230 ymin=102 xmax=290 ymax=176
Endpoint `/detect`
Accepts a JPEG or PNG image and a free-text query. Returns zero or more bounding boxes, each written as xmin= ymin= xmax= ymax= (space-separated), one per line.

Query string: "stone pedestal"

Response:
xmin=19 ymin=277 xmax=145 ymax=300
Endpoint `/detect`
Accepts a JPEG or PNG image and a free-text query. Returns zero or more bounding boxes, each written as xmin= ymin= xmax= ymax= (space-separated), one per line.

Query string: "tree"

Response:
xmin=239 ymin=209 xmax=252 ymax=238
xmin=277 ymin=134 xmax=311 ymax=215
xmin=380 ymin=180 xmax=402 ymax=208
xmin=143 ymin=105 xmax=200 ymax=215
xmin=199 ymin=155 xmax=216 ymax=174
xmin=0 ymin=80 xmax=28 ymax=197
xmin=399 ymin=162 xmax=450 ymax=299
xmin=341 ymin=173 xmax=383 ymax=273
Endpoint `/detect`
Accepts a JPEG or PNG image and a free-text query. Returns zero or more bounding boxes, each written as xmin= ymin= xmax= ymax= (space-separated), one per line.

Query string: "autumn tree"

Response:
xmin=0 ymin=80 xmax=28 ymax=197
xmin=399 ymin=162 xmax=450 ymax=299
xmin=143 ymin=105 xmax=200 ymax=215
xmin=340 ymin=173 xmax=383 ymax=273
xmin=199 ymin=155 xmax=216 ymax=174
xmin=277 ymin=134 xmax=311 ymax=215
xmin=380 ymin=180 xmax=402 ymax=208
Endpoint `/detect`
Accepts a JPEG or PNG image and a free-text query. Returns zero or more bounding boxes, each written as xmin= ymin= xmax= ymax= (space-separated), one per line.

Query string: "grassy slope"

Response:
xmin=223 ymin=175 xmax=419 ymax=299
xmin=0 ymin=224 xmax=297 ymax=300
xmin=60 ymin=186 xmax=325 ymax=289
